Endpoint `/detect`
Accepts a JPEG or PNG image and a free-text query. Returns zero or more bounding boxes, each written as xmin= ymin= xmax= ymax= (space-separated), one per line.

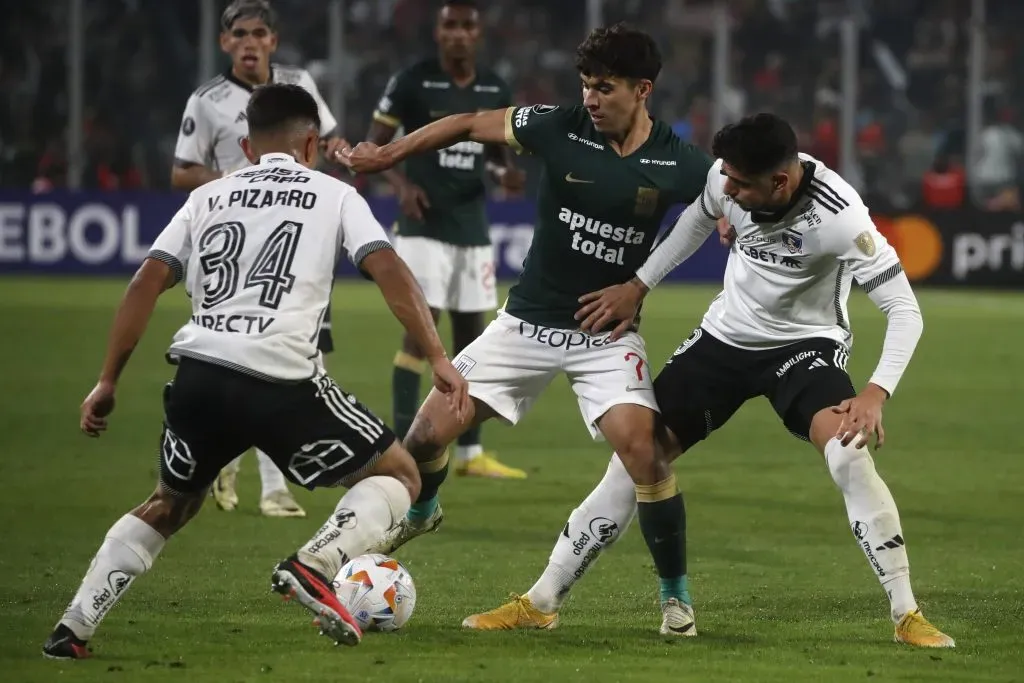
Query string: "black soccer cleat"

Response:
xmin=271 ymin=555 xmax=362 ymax=647
xmin=42 ymin=623 xmax=91 ymax=660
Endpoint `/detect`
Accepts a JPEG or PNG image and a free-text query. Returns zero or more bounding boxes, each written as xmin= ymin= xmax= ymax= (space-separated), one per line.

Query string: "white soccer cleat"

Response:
xmin=659 ymin=598 xmax=697 ymax=637
xmin=366 ymin=504 xmax=444 ymax=555
xmin=260 ymin=490 xmax=306 ymax=518
xmin=212 ymin=468 xmax=239 ymax=511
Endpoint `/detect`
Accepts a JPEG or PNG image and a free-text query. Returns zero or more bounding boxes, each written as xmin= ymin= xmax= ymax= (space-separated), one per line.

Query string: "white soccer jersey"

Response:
xmin=638 ymin=154 xmax=922 ymax=395
xmin=174 ymin=65 xmax=338 ymax=174
xmin=148 ymin=152 xmax=392 ymax=382
xmin=662 ymin=155 xmax=901 ymax=349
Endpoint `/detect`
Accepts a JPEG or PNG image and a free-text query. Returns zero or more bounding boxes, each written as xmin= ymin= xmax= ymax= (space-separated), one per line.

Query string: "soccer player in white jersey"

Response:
xmin=462 ymin=114 xmax=956 ymax=648
xmin=41 ymin=84 xmax=470 ymax=659
xmin=171 ymin=0 xmax=348 ymax=519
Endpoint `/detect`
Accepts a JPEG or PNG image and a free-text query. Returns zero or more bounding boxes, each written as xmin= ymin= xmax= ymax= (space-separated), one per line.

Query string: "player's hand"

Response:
xmin=396 ymin=181 xmax=431 ymax=222
xmin=429 ymin=357 xmax=472 ymax=424
xmin=322 ymin=136 xmax=351 ymax=164
xmin=575 ymin=279 xmax=646 ymax=340
xmin=80 ymin=380 xmax=117 ymax=437
xmin=495 ymin=165 xmax=526 ymax=194
xmin=717 ymin=217 xmax=736 ymax=248
xmin=338 ymin=141 xmax=394 ymax=174
xmin=831 ymin=384 xmax=888 ymax=449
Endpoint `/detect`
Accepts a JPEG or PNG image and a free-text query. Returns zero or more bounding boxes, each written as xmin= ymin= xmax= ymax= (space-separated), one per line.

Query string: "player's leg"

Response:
xmin=44 ymin=366 xmax=247 ymax=658
xmin=448 ymin=243 xmax=525 ymax=479
xmin=465 ymin=328 xmax=751 ymax=634
xmin=391 ymin=235 xmax=446 ymax=439
xmin=770 ymin=340 xmax=954 ymax=647
xmin=255 ymin=371 xmax=416 ymax=646
xmin=377 ymin=311 xmax=562 ymax=554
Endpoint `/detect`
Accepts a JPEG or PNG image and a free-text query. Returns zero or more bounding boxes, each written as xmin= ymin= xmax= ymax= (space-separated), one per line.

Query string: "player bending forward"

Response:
xmin=42 ymin=84 xmax=469 ymax=659
xmin=462 ymin=114 xmax=955 ymax=647
xmin=172 ymin=0 xmax=349 ymax=518
xmin=343 ymin=23 xmax=712 ymax=635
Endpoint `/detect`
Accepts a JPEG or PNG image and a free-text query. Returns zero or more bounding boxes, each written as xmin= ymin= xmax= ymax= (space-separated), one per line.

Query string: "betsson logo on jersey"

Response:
xmin=558 ymin=208 xmax=645 ymax=265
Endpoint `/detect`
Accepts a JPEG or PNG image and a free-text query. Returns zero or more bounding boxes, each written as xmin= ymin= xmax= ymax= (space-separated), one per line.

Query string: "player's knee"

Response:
xmin=825 ymin=439 xmax=876 ymax=491
xmin=133 ymin=486 xmax=203 ymax=537
xmin=373 ymin=442 xmax=422 ymax=502
xmin=613 ymin=431 xmax=666 ymax=485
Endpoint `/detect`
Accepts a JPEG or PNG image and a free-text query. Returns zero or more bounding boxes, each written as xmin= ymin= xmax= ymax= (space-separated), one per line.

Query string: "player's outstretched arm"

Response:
xmin=80 ymin=258 xmax=176 ymax=437
xmin=360 ymin=249 xmax=472 ymax=421
xmin=341 ymin=108 xmax=512 ymax=174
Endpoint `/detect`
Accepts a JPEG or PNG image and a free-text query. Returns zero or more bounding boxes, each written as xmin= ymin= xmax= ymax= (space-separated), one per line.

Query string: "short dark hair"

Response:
xmin=575 ymin=22 xmax=661 ymax=82
xmin=246 ymin=83 xmax=320 ymax=136
xmin=711 ymin=113 xmax=798 ymax=176
xmin=221 ymin=0 xmax=277 ymax=32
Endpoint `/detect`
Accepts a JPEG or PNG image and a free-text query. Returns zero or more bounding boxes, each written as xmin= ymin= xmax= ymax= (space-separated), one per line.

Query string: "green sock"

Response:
xmin=407 ymin=452 xmax=450 ymax=522
xmin=391 ymin=353 xmax=424 ymax=440
xmin=659 ymin=575 xmax=691 ymax=606
xmin=636 ymin=476 xmax=688 ymax=603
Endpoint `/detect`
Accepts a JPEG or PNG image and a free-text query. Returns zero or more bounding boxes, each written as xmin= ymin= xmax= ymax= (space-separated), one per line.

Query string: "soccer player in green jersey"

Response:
xmin=366 ymin=0 xmax=527 ymax=479
xmin=342 ymin=22 xmax=711 ymax=634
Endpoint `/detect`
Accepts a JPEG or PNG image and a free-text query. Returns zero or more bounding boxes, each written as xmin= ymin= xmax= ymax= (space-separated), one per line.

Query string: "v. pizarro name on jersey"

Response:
xmin=558 ymin=208 xmax=647 ymax=265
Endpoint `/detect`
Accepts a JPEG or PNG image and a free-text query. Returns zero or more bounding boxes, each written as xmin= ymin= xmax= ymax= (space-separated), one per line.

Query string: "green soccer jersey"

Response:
xmin=502 ymin=104 xmax=712 ymax=329
xmin=373 ymin=58 xmax=512 ymax=246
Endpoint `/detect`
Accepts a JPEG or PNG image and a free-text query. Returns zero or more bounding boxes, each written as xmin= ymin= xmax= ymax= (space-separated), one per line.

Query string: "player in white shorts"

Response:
xmin=362 ymin=0 xmax=527 ymax=479
xmin=342 ymin=24 xmax=715 ymax=633
xmin=462 ymin=114 xmax=955 ymax=647
xmin=170 ymin=0 xmax=347 ymax=519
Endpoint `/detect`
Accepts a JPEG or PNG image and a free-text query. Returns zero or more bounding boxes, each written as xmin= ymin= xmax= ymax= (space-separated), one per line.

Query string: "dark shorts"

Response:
xmin=654 ymin=328 xmax=856 ymax=451
xmin=158 ymin=358 xmax=395 ymax=496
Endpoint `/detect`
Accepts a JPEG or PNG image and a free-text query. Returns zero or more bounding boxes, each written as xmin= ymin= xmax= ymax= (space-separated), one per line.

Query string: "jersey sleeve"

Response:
xmin=147 ymin=198 xmax=194 ymax=287
xmin=338 ymin=190 xmax=394 ymax=267
xmin=503 ymin=104 xmax=571 ymax=155
xmin=822 ymin=205 xmax=904 ymax=294
xmin=298 ymin=69 xmax=338 ymax=136
xmin=173 ymin=94 xmax=214 ymax=167
xmin=372 ymin=70 xmax=416 ymax=130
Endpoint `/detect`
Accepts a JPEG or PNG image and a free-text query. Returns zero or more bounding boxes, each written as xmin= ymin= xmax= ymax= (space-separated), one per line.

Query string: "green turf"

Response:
xmin=0 ymin=276 xmax=1021 ymax=682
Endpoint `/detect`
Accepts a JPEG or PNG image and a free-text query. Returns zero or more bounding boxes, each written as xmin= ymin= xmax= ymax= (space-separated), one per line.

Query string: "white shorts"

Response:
xmin=393 ymin=235 xmax=497 ymax=313
xmin=452 ymin=311 xmax=659 ymax=439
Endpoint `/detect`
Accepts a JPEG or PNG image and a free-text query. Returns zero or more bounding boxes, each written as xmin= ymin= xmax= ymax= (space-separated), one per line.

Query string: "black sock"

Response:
xmin=457 ymin=424 xmax=482 ymax=448
xmin=408 ymin=451 xmax=449 ymax=521
xmin=391 ymin=352 xmax=423 ymax=440
xmin=636 ymin=475 xmax=688 ymax=602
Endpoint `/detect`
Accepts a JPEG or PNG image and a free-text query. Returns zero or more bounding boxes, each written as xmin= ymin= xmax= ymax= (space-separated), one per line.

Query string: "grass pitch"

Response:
xmin=0 ymin=276 xmax=1021 ymax=682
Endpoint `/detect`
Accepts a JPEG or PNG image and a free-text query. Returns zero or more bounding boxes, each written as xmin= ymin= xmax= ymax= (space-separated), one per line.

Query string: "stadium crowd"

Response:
xmin=1 ymin=0 xmax=1022 ymax=210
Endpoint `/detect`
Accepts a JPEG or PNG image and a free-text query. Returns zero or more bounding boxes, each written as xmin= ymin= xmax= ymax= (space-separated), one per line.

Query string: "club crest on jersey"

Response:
xmin=854 ymin=231 xmax=876 ymax=257
xmin=634 ymin=187 xmax=659 ymax=217
xmin=781 ymin=232 xmax=803 ymax=254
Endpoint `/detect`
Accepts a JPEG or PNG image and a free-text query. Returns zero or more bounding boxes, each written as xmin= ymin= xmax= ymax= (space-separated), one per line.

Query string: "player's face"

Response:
xmin=221 ymin=17 xmax=278 ymax=81
xmin=580 ymin=75 xmax=651 ymax=137
xmin=720 ymin=162 xmax=788 ymax=212
xmin=435 ymin=6 xmax=480 ymax=61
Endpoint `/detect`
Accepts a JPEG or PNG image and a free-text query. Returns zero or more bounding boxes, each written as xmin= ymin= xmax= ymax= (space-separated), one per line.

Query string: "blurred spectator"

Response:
xmin=921 ymin=154 xmax=966 ymax=209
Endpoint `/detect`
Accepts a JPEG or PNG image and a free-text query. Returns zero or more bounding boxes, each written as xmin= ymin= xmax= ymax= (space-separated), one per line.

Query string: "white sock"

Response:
xmin=825 ymin=437 xmax=918 ymax=622
xmin=296 ymin=476 xmax=411 ymax=580
xmin=256 ymin=449 xmax=289 ymax=498
xmin=455 ymin=444 xmax=483 ymax=463
xmin=59 ymin=514 xmax=166 ymax=640
xmin=526 ymin=454 xmax=637 ymax=613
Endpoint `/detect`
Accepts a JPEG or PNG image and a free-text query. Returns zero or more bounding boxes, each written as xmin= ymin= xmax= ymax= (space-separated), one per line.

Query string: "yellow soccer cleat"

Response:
xmin=894 ymin=610 xmax=955 ymax=648
xmin=212 ymin=468 xmax=239 ymax=511
xmin=455 ymin=452 xmax=527 ymax=479
xmin=462 ymin=594 xmax=559 ymax=631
